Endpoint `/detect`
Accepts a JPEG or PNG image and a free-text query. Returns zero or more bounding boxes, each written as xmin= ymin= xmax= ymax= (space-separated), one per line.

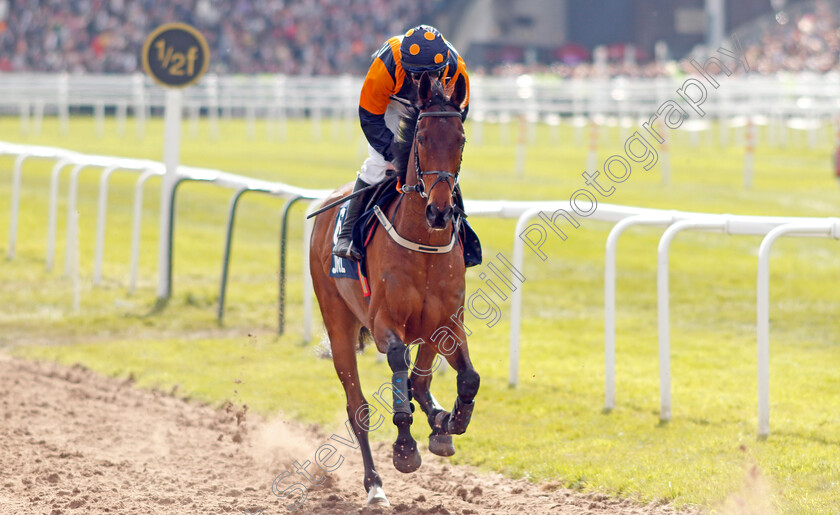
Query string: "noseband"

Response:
xmin=400 ymin=107 xmax=463 ymax=199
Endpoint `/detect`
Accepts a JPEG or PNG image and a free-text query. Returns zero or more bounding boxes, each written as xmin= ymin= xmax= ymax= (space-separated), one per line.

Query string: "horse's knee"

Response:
xmin=383 ymin=337 xmax=414 ymax=416
xmin=386 ymin=338 xmax=409 ymax=372
xmin=457 ymin=368 xmax=480 ymax=401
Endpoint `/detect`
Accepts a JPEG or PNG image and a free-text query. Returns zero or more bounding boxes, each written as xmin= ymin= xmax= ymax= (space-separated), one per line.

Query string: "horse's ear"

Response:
xmin=450 ymin=74 xmax=467 ymax=108
xmin=418 ymin=72 xmax=433 ymax=104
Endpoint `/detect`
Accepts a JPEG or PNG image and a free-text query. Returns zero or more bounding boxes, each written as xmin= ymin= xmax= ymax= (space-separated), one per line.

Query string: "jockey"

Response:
xmin=332 ymin=24 xmax=470 ymax=260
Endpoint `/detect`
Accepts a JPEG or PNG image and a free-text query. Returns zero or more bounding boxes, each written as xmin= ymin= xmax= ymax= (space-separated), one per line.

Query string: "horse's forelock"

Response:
xmin=424 ymin=79 xmax=450 ymax=108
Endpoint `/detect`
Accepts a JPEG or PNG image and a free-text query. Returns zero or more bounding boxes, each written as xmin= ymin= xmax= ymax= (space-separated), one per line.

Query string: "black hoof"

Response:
xmin=447 ymin=398 xmax=474 ymax=435
xmin=429 ymin=433 xmax=455 ymax=457
xmin=392 ymin=439 xmax=421 ymax=473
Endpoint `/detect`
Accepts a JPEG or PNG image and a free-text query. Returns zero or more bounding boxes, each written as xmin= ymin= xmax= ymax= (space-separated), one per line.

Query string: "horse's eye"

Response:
xmin=417 ymin=136 xmax=424 ymax=145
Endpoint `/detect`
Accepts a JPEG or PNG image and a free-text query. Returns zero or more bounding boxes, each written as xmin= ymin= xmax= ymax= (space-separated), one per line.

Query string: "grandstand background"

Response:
xmin=2 ymin=0 xmax=840 ymax=76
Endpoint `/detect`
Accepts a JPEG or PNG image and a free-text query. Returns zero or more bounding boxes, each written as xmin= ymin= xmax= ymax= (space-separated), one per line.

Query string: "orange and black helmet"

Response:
xmin=400 ymin=25 xmax=449 ymax=74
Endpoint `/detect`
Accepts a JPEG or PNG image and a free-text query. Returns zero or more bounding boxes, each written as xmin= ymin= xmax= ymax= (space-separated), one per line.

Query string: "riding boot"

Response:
xmin=452 ymin=184 xmax=467 ymax=218
xmin=453 ymin=184 xmax=482 ymax=268
xmin=332 ymin=177 xmax=370 ymax=261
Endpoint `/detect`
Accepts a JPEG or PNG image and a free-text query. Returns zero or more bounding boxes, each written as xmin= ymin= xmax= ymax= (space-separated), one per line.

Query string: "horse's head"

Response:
xmin=408 ymin=72 xmax=467 ymax=230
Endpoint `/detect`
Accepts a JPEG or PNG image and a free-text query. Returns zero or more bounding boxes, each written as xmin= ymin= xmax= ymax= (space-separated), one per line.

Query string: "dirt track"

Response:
xmin=0 ymin=356 xmax=687 ymax=514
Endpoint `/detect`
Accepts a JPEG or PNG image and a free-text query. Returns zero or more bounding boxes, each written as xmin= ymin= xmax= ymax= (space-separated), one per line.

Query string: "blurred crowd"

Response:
xmin=476 ymin=61 xmax=672 ymax=79
xmin=0 ymin=0 xmax=440 ymax=74
xmin=483 ymin=2 xmax=840 ymax=79
xmin=1 ymin=0 xmax=840 ymax=76
xmin=744 ymin=1 xmax=840 ymax=74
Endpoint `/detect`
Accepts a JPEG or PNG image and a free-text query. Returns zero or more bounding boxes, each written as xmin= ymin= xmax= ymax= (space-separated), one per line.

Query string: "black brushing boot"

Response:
xmin=332 ymin=177 xmax=370 ymax=261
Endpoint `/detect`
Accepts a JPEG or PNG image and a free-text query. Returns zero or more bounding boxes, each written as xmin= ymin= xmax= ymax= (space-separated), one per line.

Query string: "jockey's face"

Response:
xmin=409 ymin=70 xmax=444 ymax=84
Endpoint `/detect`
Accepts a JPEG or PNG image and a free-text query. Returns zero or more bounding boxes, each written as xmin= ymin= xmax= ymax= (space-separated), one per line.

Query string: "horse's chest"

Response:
xmin=377 ymin=267 xmax=463 ymax=330
xmin=416 ymin=279 xmax=463 ymax=327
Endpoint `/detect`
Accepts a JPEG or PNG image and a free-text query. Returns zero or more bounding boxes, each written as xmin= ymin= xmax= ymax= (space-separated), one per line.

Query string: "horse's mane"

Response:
xmin=391 ymin=79 xmax=451 ymax=180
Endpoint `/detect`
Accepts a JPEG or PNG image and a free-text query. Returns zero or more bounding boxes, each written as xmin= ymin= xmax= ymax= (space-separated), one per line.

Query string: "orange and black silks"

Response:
xmin=358 ymin=36 xmax=470 ymax=162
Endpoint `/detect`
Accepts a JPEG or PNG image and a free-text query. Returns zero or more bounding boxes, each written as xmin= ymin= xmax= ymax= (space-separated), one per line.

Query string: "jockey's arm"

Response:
xmin=359 ymin=107 xmax=394 ymax=162
xmin=359 ymin=49 xmax=400 ymax=162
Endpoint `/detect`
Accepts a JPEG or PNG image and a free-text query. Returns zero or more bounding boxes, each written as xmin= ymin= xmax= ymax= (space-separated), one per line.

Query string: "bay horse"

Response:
xmin=308 ymin=72 xmax=479 ymax=507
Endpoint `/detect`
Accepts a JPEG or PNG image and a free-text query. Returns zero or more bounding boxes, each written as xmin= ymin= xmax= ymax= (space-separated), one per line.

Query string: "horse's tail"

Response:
xmin=358 ymin=326 xmax=373 ymax=351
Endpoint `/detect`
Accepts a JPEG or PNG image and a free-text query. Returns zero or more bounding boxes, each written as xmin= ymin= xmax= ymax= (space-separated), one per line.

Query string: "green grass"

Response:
xmin=2 ymin=115 xmax=840 ymax=513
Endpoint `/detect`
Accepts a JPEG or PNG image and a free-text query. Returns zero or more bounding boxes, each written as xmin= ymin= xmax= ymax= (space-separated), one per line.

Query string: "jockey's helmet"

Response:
xmin=400 ymin=25 xmax=449 ymax=76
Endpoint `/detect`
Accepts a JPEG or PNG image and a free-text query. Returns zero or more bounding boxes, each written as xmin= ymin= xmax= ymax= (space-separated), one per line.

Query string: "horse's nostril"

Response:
xmin=426 ymin=203 xmax=452 ymax=229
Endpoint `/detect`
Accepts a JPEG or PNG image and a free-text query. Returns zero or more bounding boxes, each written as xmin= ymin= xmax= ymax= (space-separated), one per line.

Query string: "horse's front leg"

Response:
xmin=385 ymin=332 xmax=422 ymax=473
xmin=410 ymin=343 xmax=456 ymax=456
xmin=437 ymin=341 xmax=480 ymax=436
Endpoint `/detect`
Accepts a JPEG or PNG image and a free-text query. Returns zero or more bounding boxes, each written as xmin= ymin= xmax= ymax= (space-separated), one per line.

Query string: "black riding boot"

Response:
xmin=453 ymin=184 xmax=482 ymax=268
xmin=332 ymin=177 xmax=370 ymax=261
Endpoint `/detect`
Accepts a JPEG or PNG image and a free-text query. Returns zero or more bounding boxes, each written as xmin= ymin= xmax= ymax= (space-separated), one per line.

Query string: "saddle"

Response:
xmin=328 ymin=177 xmax=482 ymax=296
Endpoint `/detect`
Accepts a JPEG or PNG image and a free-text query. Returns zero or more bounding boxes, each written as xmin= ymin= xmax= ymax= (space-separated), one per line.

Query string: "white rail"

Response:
xmin=604 ymin=212 xmax=675 ymax=411
xmin=1 ymin=142 xmax=329 ymax=302
xmin=2 ymin=73 xmax=840 ymax=144
xmin=755 ymin=220 xmax=840 ymax=436
xmin=507 ymin=204 xmax=838 ymax=435
xmin=656 ymin=217 xmax=728 ymax=422
xmin=3 ymin=141 xmax=838 ymax=436
xmin=129 ymin=168 xmax=164 ymax=293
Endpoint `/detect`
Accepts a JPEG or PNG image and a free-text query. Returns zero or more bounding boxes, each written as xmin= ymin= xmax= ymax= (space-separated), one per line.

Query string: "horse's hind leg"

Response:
xmin=383 ymin=333 xmax=422 ymax=473
xmin=327 ymin=319 xmax=389 ymax=506
xmin=312 ymin=268 xmax=388 ymax=505
xmin=409 ymin=344 xmax=456 ymax=457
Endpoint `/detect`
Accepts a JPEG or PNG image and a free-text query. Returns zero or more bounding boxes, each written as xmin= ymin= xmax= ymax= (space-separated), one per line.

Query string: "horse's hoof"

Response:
xmin=429 ymin=434 xmax=455 ymax=457
xmin=392 ymin=440 xmax=422 ymax=473
xmin=366 ymin=485 xmax=390 ymax=507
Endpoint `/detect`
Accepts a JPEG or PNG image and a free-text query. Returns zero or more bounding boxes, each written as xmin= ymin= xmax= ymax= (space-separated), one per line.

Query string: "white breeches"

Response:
xmin=358 ymin=99 xmax=411 ymax=184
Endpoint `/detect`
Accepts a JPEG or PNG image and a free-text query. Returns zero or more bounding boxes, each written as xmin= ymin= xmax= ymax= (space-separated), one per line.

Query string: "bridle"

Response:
xmin=399 ymin=102 xmax=464 ymax=199
xmin=372 ymin=100 xmax=466 ymax=254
